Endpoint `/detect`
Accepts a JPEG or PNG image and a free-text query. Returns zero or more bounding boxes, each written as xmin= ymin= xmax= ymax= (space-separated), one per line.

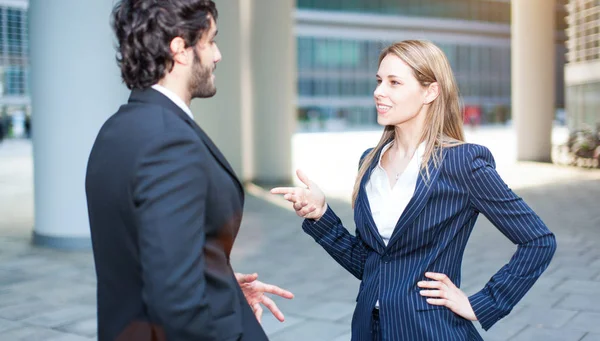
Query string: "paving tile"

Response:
xmin=261 ymin=313 xmax=306 ymax=337
xmin=476 ymin=307 xmax=528 ymax=341
xmin=56 ymin=317 xmax=97 ymax=338
xmin=563 ymin=312 xmax=600 ymax=334
xmin=0 ymin=291 xmax=43 ymax=309
xmin=0 ymin=302 xmax=60 ymax=321
xmin=509 ymin=326 xmax=586 ymax=341
xmin=47 ymin=333 xmax=95 ymax=341
xmin=554 ymin=280 xmax=600 ymax=295
xmin=293 ymin=301 xmax=357 ymax=321
xmin=516 ymin=286 xmax=567 ymax=309
xmin=557 ymin=294 xmax=600 ymax=313
xmin=22 ymin=305 xmax=96 ymax=328
xmin=508 ymin=307 xmax=577 ymax=329
xmin=269 ymin=320 xmax=349 ymax=341
xmin=544 ymin=265 xmax=597 ymax=281
xmin=581 ymin=333 xmax=600 ymax=341
xmin=0 ymin=317 xmax=22 ymax=333
xmin=0 ymin=325 xmax=78 ymax=341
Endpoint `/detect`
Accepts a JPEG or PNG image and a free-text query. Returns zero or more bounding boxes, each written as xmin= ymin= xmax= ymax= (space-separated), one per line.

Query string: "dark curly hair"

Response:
xmin=111 ymin=0 xmax=218 ymax=89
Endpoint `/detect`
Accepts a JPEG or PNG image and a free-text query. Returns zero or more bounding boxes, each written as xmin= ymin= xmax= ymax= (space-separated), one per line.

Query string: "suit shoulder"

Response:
xmin=101 ymin=102 xmax=164 ymax=135
xmin=442 ymin=143 xmax=495 ymax=175
xmin=444 ymin=143 xmax=492 ymax=161
xmin=359 ymin=147 xmax=375 ymax=168
xmin=360 ymin=147 xmax=374 ymax=161
xmin=107 ymin=102 xmax=197 ymax=139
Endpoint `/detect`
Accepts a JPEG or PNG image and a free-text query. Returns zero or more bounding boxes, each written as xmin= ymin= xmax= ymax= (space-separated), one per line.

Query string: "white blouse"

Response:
xmin=365 ymin=142 xmax=425 ymax=245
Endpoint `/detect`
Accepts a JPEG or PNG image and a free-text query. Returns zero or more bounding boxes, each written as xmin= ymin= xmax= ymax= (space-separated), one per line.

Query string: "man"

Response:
xmin=85 ymin=1 xmax=292 ymax=340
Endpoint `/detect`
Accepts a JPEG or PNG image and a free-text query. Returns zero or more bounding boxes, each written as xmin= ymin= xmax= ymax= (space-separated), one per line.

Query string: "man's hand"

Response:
xmin=235 ymin=273 xmax=294 ymax=323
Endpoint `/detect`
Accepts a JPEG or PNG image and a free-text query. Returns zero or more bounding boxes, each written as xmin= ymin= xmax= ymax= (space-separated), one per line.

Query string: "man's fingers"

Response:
xmin=252 ymin=303 xmax=263 ymax=323
xmin=237 ymin=273 xmax=258 ymax=284
xmin=259 ymin=282 xmax=294 ymax=299
xmin=261 ymin=296 xmax=285 ymax=322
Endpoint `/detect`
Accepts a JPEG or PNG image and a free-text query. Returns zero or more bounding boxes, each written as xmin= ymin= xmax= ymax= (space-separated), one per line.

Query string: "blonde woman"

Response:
xmin=272 ymin=40 xmax=556 ymax=341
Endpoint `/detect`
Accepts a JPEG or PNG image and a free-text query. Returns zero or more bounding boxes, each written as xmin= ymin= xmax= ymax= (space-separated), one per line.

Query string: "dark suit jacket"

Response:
xmin=302 ymin=143 xmax=557 ymax=341
xmin=85 ymin=88 xmax=268 ymax=341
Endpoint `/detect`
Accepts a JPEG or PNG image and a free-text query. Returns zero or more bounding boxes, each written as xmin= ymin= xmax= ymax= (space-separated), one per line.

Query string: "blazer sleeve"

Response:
xmin=301 ymin=148 xmax=374 ymax=280
xmin=302 ymin=206 xmax=368 ymax=279
xmin=463 ymin=144 xmax=557 ymax=331
xmin=133 ymin=128 xmax=216 ymax=341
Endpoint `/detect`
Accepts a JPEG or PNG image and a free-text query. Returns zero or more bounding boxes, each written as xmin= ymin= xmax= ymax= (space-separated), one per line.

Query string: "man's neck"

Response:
xmin=157 ymin=78 xmax=191 ymax=106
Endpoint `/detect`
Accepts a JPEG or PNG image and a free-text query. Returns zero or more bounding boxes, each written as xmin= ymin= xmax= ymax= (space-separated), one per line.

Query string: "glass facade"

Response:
xmin=566 ymin=82 xmax=600 ymax=132
xmin=565 ymin=0 xmax=600 ymax=132
xmin=296 ymin=1 xmax=568 ymax=131
xmin=0 ymin=2 xmax=28 ymax=139
xmin=566 ymin=0 xmax=599 ymax=63
xmin=0 ymin=4 xmax=29 ymax=98
xmin=298 ymin=0 xmax=568 ymax=29
xmin=298 ymin=0 xmax=512 ymax=23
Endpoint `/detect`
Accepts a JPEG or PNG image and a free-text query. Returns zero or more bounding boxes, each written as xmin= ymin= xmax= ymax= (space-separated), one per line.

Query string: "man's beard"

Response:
xmin=189 ymin=50 xmax=216 ymax=99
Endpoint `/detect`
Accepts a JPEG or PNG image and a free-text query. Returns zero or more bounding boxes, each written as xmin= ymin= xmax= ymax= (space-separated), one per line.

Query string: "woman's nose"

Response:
xmin=374 ymin=85 xmax=385 ymax=98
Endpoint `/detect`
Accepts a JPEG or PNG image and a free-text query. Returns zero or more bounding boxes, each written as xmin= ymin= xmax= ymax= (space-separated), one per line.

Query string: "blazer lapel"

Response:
xmin=357 ymin=149 xmax=387 ymax=252
xmin=386 ymin=152 xmax=444 ymax=248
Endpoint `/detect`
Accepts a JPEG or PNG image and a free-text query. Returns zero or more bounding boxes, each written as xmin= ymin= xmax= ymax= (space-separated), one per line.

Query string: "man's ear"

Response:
xmin=424 ymin=82 xmax=440 ymax=104
xmin=170 ymin=37 xmax=188 ymax=65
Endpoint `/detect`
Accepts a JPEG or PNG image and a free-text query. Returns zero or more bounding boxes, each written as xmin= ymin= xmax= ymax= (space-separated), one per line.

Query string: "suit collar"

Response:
xmin=129 ymin=88 xmax=245 ymax=198
xmin=129 ymin=88 xmax=189 ymax=122
xmin=150 ymin=84 xmax=194 ymax=120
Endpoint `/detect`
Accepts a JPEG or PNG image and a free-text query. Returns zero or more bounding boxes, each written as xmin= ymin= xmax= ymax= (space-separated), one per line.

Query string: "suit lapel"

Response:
xmin=187 ymin=121 xmax=245 ymax=199
xmin=386 ymin=152 xmax=444 ymax=248
xmin=128 ymin=89 xmax=245 ymax=199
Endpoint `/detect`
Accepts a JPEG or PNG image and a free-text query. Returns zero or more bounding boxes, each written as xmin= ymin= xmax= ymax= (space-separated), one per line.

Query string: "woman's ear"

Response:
xmin=424 ymin=82 xmax=440 ymax=104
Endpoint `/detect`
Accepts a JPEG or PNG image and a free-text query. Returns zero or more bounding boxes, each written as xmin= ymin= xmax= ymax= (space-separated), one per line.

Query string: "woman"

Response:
xmin=271 ymin=40 xmax=556 ymax=341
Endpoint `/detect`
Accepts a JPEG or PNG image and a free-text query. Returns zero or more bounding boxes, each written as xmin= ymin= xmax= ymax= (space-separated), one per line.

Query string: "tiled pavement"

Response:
xmin=1 ymin=131 xmax=599 ymax=340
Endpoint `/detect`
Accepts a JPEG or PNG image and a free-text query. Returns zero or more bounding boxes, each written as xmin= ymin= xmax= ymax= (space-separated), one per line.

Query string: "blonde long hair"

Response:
xmin=351 ymin=40 xmax=465 ymax=208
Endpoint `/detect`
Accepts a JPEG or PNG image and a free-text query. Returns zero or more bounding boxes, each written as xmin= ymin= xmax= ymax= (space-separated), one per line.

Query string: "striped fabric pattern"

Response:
xmin=302 ymin=143 xmax=556 ymax=341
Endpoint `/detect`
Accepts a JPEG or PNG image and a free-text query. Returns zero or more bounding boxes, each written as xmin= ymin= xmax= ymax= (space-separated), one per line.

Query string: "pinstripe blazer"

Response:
xmin=302 ymin=143 xmax=556 ymax=341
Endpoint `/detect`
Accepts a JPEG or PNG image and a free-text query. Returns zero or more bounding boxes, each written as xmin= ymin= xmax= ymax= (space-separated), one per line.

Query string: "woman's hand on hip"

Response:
xmin=271 ymin=169 xmax=327 ymax=220
xmin=418 ymin=272 xmax=477 ymax=321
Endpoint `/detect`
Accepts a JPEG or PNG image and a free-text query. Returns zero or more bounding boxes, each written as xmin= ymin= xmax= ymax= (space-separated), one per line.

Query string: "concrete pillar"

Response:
xmin=29 ymin=0 xmax=128 ymax=249
xmin=191 ymin=0 xmax=295 ymax=184
xmin=250 ymin=0 xmax=296 ymax=185
xmin=511 ymin=0 xmax=556 ymax=162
